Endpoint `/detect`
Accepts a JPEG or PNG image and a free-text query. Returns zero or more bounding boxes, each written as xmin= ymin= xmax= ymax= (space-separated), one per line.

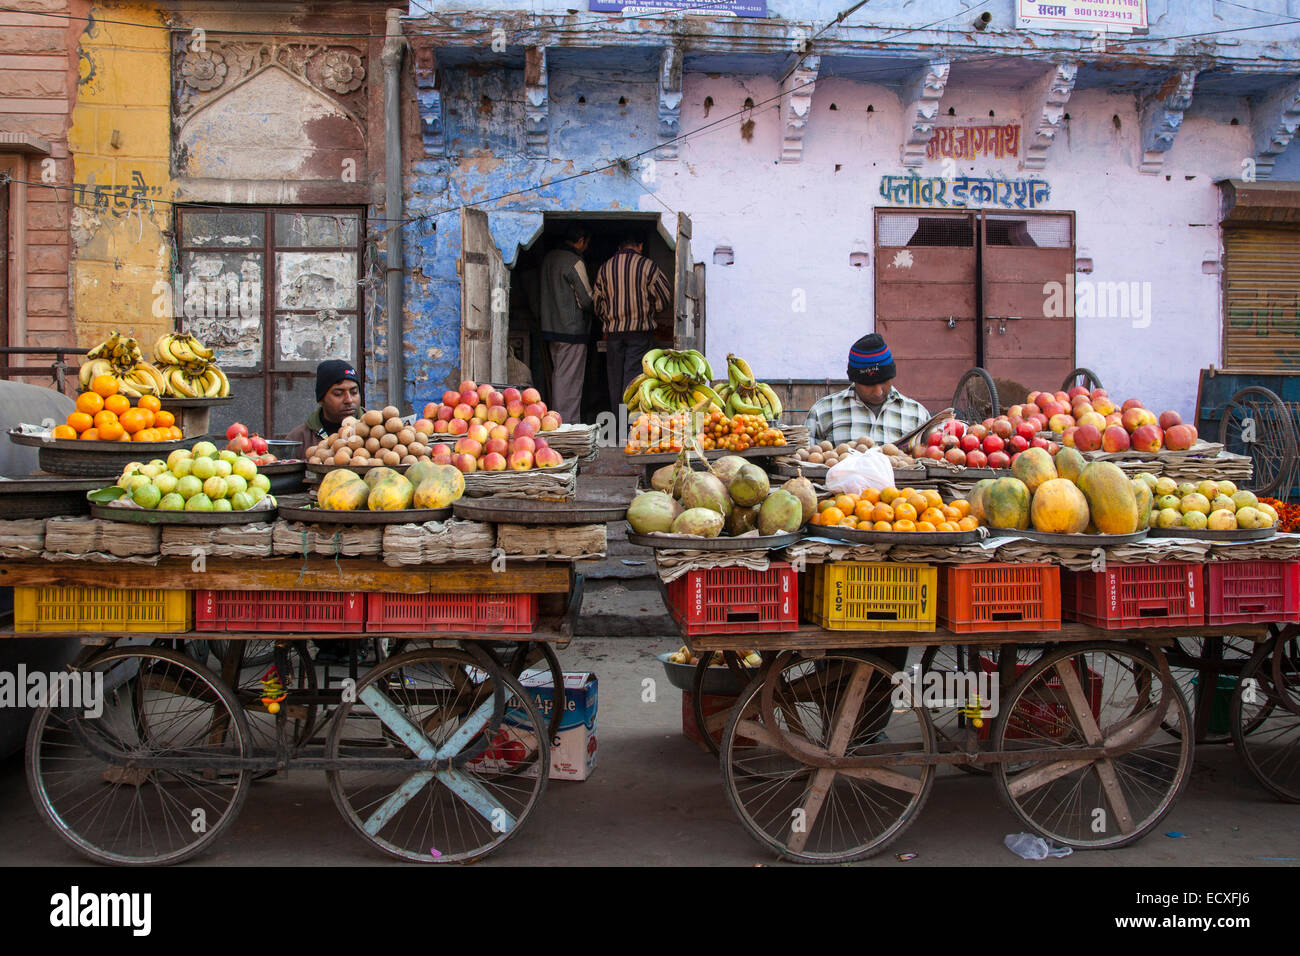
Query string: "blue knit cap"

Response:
xmin=847 ymin=333 xmax=896 ymax=385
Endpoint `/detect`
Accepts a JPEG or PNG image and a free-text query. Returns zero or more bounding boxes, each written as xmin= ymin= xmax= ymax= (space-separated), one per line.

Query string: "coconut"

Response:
xmin=651 ymin=463 xmax=687 ymax=497
xmin=670 ymin=507 xmax=724 ymax=538
xmin=680 ymin=471 xmax=732 ymax=517
xmin=758 ymin=489 xmax=803 ymax=536
xmin=726 ymin=505 xmax=760 ymax=536
xmin=728 ymin=463 xmax=770 ymax=508
xmin=627 ymin=491 xmax=681 ymax=534
xmin=712 ymin=455 xmax=748 ymax=484
xmin=781 ymin=473 xmax=818 ymax=523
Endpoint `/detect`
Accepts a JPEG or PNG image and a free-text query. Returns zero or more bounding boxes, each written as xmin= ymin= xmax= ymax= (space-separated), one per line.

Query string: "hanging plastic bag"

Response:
xmin=823 ymin=448 xmax=896 ymax=496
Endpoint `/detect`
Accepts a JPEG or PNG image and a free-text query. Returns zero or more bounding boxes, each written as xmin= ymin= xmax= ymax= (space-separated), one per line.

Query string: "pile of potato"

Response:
xmin=792 ymin=436 xmax=918 ymax=470
xmin=305 ymin=406 xmax=435 ymax=468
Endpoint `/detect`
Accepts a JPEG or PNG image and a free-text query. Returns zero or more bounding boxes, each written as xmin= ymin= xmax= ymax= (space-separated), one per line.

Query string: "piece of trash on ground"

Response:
xmin=1004 ymin=832 xmax=1073 ymax=859
xmin=896 ymin=852 xmax=917 ymax=862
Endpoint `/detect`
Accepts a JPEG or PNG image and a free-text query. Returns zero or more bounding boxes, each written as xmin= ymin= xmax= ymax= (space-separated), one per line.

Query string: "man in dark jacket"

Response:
xmin=283 ymin=360 xmax=362 ymax=458
xmin=539 ymin=226 xmax=594 ymax=424
xmin=593 ymin=235 xmax=672 ymax=413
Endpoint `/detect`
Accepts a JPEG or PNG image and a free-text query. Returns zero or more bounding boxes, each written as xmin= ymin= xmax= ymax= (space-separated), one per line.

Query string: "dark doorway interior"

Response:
xmin=510 ymin=214 xmax=674 ymax=424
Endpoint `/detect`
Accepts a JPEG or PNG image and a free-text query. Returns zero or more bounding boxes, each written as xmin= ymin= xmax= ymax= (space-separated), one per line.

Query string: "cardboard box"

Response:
xmin=519 ymin=670 xmax=598 ymax=781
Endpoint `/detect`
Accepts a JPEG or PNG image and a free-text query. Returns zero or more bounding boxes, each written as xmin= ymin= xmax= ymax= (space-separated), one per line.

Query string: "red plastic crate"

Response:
xmin=666 ymin=563 xmax=798 ymax=636
xmin=1064 ymin=562 xmax=1203 ymax=629
xmin=365 ymin=592 xmax=537 ymax=634
xmin=938 ymin=563 xmax=1061 ymax=634
xmin=978 ymin=657 xmax=1103 ymax=740
xmin=1207 ymin=560 xmax=1300 ymax=625
xmin=195 ymin=589 xmax=366 ymax=633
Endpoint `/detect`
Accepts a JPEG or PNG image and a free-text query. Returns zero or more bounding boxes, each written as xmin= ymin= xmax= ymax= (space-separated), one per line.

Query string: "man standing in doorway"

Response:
xmin=593 ymin=233 xmax=672 ymax=413
xmin=539 ymin=226 xmax=594 ymax=424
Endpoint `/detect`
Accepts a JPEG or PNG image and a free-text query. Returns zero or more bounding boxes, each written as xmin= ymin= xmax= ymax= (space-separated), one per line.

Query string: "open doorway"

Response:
xmin=510 ymin=213 xmax=677 ymax=424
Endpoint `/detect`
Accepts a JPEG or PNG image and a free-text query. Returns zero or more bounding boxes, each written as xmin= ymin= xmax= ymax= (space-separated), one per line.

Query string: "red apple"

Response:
xmin=442 ymin=390 xmax=460 ymax=407
xmin=535 ymin=447 xmax=563 ymax=468
xmin=521 ymin=387 xmax=541 ymax=405
xmin=433 ymin=419 xmax=449 ymax=434
xmin=506 ymin=418 xmax=520 ymax=436
xmin=511 ymin=435 xmax=536 ymax=455
xmin=484 ymin=437 xmax=508 ymax=456
xmin=480 ymin=452 xmax=507 ymax=471
xmin=435 ymin=404 xmax=454 ymax=422
xmin=458 ymin=380 xmax=477 ymax=393
xmin=1131 ymin=424 xmax=1163 ymax=453
xmin=1121 ymin=407 xmax=1147 ymax=433
xmin=522 ymin=415 xmax=542 ymax=433
xmin=503 ymin=387 xmax=522 ymax=404
xmin=226 ymin=423 xmax=249 ymax=441
xmin=474 ymin=403 xmax=489 ymax=421
xmin=429 ymin=443 xmax=451 ymax=457
xmin=453 ymin=403 xmax=474 ymax=421
xmin=476 ymin=383 xmax=493 ymax=403
xmin=506 ymin=400 xmax=525 ymax=419
xmin=1121 ymin=398 xmax=1144 ymax=413
xmin=452 ymin=453 xmax=477 ymax=474
xmin=467 ymin=422 xmax=488 ymax=444
xmin=447 ymin=418 xmax=469 ymax=436
xmin=1164 ymin=424 xmax=1197 ymax=450
xmin=488 ymin=425 xmax=508 ymax=441
xmin=533 ymin=437 xmax=549 ymax=450
xmin=987 ymin=450 xmax=1011 ymax=469
xmin=1074 ymin=424 xmax=1102 ymax=451
xmin=965 ymin=449 xmax=988 ymax=468
xmin=423 ymin=402 xmax=439 ymax=420
xmin=1158 ymin=410 xmax=1182 ymax=430
xmin=455 ymin=437 xmax=483 ymax=458
xmin=488 ymin=391 xmax=504 ymax=407
xmin=509 ymin=449 xmax=534 ymax=471
xmin=540 ymin=413 xmax=561 ymax=431
xmin=524 ymin=402 xmax=547 ymax=420
xmin=1101 ymin=425 xmax=1130 ymax=453
xmin=1068 ymin=385 xmax=1089 ymax=400
xmin=1062 ymin=426 xmax=1078 ymax=448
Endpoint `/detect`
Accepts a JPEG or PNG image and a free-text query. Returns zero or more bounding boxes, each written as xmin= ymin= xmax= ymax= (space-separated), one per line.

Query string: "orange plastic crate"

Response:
xmin=938 ymin=563 xmax=1060 ymax=634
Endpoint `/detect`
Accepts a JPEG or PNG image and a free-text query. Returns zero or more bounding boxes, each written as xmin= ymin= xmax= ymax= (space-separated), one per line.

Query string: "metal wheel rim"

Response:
xmin=1061 ymin=367 xmax=1104 ymax=394
xmin=992 ymin=643 xmax=1192 ymax=849
xmin=26 ymin=646 xmax=252 ymax=865
xmin=1218 ymin=386 xmax=1297 ymax=497
xmin=1164 ymin=636 xmax=1258 ymax=744
xmin=952 ymin=367 xmax=1000 ymax=424
xmin=720 ymin=651 xmax=936 ymax=863
xmin=325 ymin=648 xmax=549 ymax=863
xmin=1231 ymin=634 xmax=1300 ymax=802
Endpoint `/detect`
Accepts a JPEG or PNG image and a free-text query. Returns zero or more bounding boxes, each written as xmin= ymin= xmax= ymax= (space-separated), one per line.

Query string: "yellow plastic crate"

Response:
xmin=14 ymin=586 xmax=193 ymax=633
xmin=806 ymin=562 xmax=937 ymax=632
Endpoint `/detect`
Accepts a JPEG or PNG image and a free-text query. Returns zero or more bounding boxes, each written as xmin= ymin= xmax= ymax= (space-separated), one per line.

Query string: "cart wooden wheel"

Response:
xmin=1218 ymin=385 xmax=1297 ymax=497
xmin=26 ymin=645 xmax=253 ymax=865
xmin=952 ymin=367 xmax=999 ymax=424
xmin=1061 ymin=367 xmax=1104 ymax=394
xmin=992 ymin=642 xmax=1192 ymax=849
xmin=719 ymin=650 xmax=936 ymax=863
xmin=325 ymin=647 xmax=549 ymax=863
xmin=691 ymin=651 xmax=763 ymax=757
xmin=1163 ymin=636 xmax=1258 ymax=743
xmin=1230 ymin=627 xmax=1300 ymax=802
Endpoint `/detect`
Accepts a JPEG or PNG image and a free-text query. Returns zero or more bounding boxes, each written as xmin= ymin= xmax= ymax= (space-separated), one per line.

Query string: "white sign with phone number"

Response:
xmin=1016 ymin=0 xmax=1147 ymax=32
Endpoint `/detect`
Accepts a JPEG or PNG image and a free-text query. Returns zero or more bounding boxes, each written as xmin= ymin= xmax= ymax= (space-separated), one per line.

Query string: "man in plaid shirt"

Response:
xmin=804 ymin=333 xmax=930 ymax=446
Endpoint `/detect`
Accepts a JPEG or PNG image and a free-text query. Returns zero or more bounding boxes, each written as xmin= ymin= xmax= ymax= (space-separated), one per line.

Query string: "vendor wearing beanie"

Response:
xmin=804 ymin=333 xmax=929 ymax=446
xmin=283 ymin=359 xmax=363 ymax=458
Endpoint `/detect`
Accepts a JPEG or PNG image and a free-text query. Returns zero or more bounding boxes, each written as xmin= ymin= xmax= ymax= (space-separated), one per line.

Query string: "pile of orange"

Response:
xmin=808 ymin=486 xmax=979 ymax=532
xmin=53 ymin=375 xmax=181 ymax=442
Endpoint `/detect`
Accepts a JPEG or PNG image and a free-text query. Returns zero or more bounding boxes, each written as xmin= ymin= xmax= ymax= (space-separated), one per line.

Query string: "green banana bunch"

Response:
xmin=723 ymin=353 xmax=783 ymax=421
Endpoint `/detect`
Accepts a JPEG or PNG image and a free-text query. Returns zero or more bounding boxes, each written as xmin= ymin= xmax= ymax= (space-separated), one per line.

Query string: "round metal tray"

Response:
xmin=0 ymin=476 xmax=104 ymax=520
xmin=257 ymin=460 xmax=306 ymax=475
xmin=307 ymin=460 xmax=412 ymax=477
xmin=626 ymin=529 xmax=802 ymax=551
xmin=452 ymin=498 xmax=628 ymax=524
xmin=627 ymin=444 xmax=791 ymax=466
xmin=922 ymin=463 xmax=1008 ymax=480
xmin=9 ymin=430 xmax=188 ymax=455
xmin=276 ymin=494 xmax=451 ymax=525
xmin=985 ymin=527 xmax=1150 ymax=546
xmin=89 ymin=501 xmax=277 ymax=525
xmin=657 ymin=653 xmax=750 ymax=695
xmin=158 ymin=396 xmax=234 ymax=408
xmin=811 ymin=525 xmax=986 ymax=546
xmin=1148 ymin=526 xmax=1277 ymax=541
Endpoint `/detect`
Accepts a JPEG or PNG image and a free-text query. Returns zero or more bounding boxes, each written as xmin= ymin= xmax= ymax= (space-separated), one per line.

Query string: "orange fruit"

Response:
xmin=98 ymin=420 xmax=125 ymax=441
xmin=893 ymin=502 xmax=918 ymax=522
xmin=808 ymin=512 xmax=823 ymax=526
xmin=916 ymin=521 xmax=937 ymax=533
xmin=154 ymin=409 xmax=175 ymax=428
xmin=906 ymin=493 xmax=928 ymax=514
xmin=951 ymin=499 xmax=971 ymax=517
xmin=821 ymin=507 xmax=844 ymax=525
xmin=75 ymin=392 xmax=103 ymax=415
xmin=91 ymin=374 xmax=119 ymax=397
xmin=873 ymin=520 xmax=893 ymax=531
xmin=104 ymin=393 xmax=130 ymax=416
xmin=835 ymin=494 xmax=857 ymax=514
xmin=879 ymin=487 xmax=901 ymax=503
xmin=854 ymin=501 xmax=875 ymax=522
xmin=120 ymin=409 xmax=148 ymax=434
xmin=957 ymin=516 xmax=979 ymax=531
xmin=871 ymin=502 xmax=894 ymax=523
xmin=139 ymin=408 xmax=156 ymax=428
xmin=839 ymin=516 xmax=858 ymax=528
xmin=861 ymin=487 xmax=880 ymax=504
xmin=938 ymin=521 xmax=959 ymax=532
xmin=80 ymin=428 xmax=100 ymax=440
xmin=138 ymin=395 xmax=161 ymax=413
xmin=923 ymin=489 xmax=943 ymax=510
xmin=67 ymin=411 xmax=93 ymax=433
xmin=941 ymin=505 xmax=962 ymax=522
xmin=894 ymin=518 xmax=916 ymax=532
xmin=170 ymin=426 xmax=184 ymax=440
xmin=921 ymin=507 xmax=945 ymax=525
xmin=818 ymin=499 xmax=835 ymax=513
xmin=52 ymin=424 xmax=77 ymax=439
xmin=93 ymin=409 xmax=118 ymax=432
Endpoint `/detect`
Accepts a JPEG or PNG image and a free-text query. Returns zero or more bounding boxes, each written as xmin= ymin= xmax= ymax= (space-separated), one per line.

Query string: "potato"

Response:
xmin=384 ymin=417 xmax=404 ymax=433
xmin=397 ymin=427 xmax=416 ymax=446
xmin=392 ymin=444 xmax=408 ymax=458
xmin=381 ymin=449 xmax=400 ymax=466
xmin=380 ymin=433 xmax=398 ymax=449
xmin=333 ymin=448 xmax=352 ymax=464
xmin=819 ymin=441 xmax=833 ymax=452
xmin=808 ymin=451 xmax=824 ymax=463
xmin=365 ymin=437 xmax=381 ymax=453
xmin=382 ymin=405 xmax=400 ymax=420
xmin=362 ymin=409 xmax=383 ymax=427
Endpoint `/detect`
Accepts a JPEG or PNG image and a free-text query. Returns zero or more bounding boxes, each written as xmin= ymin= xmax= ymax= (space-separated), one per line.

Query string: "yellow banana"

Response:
xmin=212 ymin=366 xmax=229 ymax=397
xmin=756 ymin=383 xmax=784 ymax=420
xmin=186 ymin=334 xmax=214 ymax=361
xmin=640 ymin=348 xmax=665 ymax=379
xmin=623 ymin=373 xmax=649 ymax=407
xmin=727 ymin=353 xmax=756 ymax=391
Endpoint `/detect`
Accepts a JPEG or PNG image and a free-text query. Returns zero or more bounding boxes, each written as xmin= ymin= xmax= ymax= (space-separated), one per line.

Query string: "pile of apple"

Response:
xmin=1024 ymin=386 xmax=1198 ymax=454
xmin=420 ymin=380 xmax=564 ymax=473
xmin=918 ymin=418 xmax=1060 ymax=469
xmin=224 ymin=423 xmax=279 ymax=465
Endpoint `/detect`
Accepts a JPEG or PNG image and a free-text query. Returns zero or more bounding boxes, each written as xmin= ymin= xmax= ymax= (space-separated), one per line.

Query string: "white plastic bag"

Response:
xmin=824 ymin=449 xmax=895 ymax=495
xmin=1004 ymin=832 xmax=1073 ymax=859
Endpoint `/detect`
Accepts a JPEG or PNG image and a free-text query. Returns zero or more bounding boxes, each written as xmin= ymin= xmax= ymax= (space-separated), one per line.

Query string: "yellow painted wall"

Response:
xmin=68 ymin=3 xmax=174 ymax=351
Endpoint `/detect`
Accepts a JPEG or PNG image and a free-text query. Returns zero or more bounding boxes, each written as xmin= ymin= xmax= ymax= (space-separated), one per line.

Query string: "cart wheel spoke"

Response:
xmin=1231 ymin=633 xmax=1300 ymax=802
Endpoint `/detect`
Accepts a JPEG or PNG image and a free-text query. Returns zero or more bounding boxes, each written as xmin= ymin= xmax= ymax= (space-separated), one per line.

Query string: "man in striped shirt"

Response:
xmin=804 ymin=333 xmax=930 ymax=446
xmin=593 ymin=235 xmax=672 ymax=411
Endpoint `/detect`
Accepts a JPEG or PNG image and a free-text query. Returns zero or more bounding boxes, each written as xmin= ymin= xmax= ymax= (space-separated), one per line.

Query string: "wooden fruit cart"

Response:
xmin=0 ymin=556 xmax=582 ymax=866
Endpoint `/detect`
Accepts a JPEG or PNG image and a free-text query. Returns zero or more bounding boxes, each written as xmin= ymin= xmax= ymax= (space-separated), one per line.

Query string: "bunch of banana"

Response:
xmin=624 ymin=348 xmax=726 ymax=414
xmin=82 ymin=330 xmax=144 ymax=376
xmin=153 ymin=332 xmax=230 ymax=397
xmin=78 ymin=332 xmax=166 ymax=397
xmin=714 ymin=353 xmax=784 ymax=421
xmin=118 ymin=361 xmax=166 ymax=398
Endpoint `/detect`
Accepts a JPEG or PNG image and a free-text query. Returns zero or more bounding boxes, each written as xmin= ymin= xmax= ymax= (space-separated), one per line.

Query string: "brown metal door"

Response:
xmin=875 ymin=211 xmax=977 ymax=412
xmin=980 ymin=212 xmax=1075 ymax=393
xmin=1223 ymin=226 xmax=1300 ymax=371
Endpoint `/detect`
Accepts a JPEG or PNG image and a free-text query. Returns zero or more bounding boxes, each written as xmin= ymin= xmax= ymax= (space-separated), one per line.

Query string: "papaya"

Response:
xmin=363 ymin=466 xmax=400 ymax=490
xmin=1030 ymin=478 xmax=1090 ymax=533
xmin=405 ymin=460 xmax=438 ymax=488
xmin=969 ymin=478 xmax=995 ymax=524
xmin=318 ymin=468 xmax=360 ymax=503
xmin=1076 ymin=461 xmax=1139 ymax=534
xmin=1054 ymin=446 xmax=1087 ymax=484
xmin=1131 ymin=478 xmax=1153 ymax=530
xmin=413 ymin=465 xmax=466 ymax=509
xmin=1011 ymin=447 xmax=1057 ymax=495
xmin=368 ymin=474 xmax=415 ymax=511
xmin=984 ymin=477 xmax=1031 ymax=530
xmin=320 ymin=478 xmax=369 ymax=511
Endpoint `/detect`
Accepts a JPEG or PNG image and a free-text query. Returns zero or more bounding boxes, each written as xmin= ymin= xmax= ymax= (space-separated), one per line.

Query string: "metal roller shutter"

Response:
xmin=1223 ymin=227 xmax=1300 ymax=372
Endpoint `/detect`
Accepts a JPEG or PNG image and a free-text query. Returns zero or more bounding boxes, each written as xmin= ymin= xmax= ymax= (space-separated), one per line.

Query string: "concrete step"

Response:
xmin=576 ymin=578 xmax=675 ymax=636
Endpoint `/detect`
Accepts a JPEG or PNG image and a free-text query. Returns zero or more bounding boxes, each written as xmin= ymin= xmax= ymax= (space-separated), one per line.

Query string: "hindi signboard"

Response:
xmin=588 ymin=0 xmax=767 ymax=16
xmin=1015 ymin=0 xmax=1147 ymax=32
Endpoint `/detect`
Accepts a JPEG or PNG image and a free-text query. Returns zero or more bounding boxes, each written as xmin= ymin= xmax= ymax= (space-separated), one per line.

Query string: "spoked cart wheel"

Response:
xmin=1163 ymin=636 xmax=1259 ymax=743
xmin=26 ymin=645 xmax=253 ymax=865
xmin=1231 ymin=626 xmax=1300 ymax=802
xmin=1061 ymin=367 xmax=1104 ymax=394
xmin=325 ymin=646 xmax=549 ymax=863
xmin=691 ymin=650 xmax=764 ymax=757
xmin=1219 ymin=386 xmax=1298 ymax=497
xmin=992 ymin=642 xmax=1192 ymax=849
xmin=952 ymin=367 xmax=1000 ymax=424
xmin=719 ymin=650 xmax=936 ymax=863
